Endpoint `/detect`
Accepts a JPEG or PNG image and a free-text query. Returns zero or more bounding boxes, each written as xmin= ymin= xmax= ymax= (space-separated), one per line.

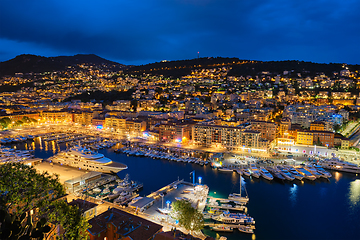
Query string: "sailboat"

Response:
xmin=228 ymin=171 xmax=249 ymax=204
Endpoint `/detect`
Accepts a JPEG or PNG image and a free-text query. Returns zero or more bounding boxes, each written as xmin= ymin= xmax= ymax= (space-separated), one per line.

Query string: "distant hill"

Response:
xmin=124 ymin=57 xmax=360 ymax=78
xmin=0 ymin=54 xmax=126 ymax=77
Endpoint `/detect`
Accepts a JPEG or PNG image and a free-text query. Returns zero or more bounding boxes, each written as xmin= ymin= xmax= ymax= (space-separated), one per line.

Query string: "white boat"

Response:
xmin=228 ymin=173 xmax=249 ymax=204
xmin=238 ymin=225 xmax=255 ymax=234
xmin=259 ymin=167 xmax=274 ymax=181
xmin=211 ymin=225 xmax=234 ymax=232
xmin=218 ymin=167 xmax=234 ymax=172
xmin=285 ymin=166 xmax=304 ymax=180
xmin=304 ymin=166 xmax=323 ymax=179
xmin=212 ymin=212 xmax=255 ymax=224
xmin=242 ymin=168 xmax=252 ymax=177
xmin=312 ymin=164 xmax=332 ymax=178
xmin=48 ymin=145 xmax=127 ymax=173
xmin=295 ymin=167 xmax=317 ymax=181
xmin=276 ymin=166 xmax=295 ymax=181
xmin=249 ymin=164 xmax=260 ymax=178
xmin=319 ymin=158 xmax=360 ymax=174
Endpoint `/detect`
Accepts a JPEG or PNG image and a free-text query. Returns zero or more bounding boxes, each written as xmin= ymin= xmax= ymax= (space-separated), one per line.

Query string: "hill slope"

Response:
xmin=0 ymin=54 xmax=126 ymax=77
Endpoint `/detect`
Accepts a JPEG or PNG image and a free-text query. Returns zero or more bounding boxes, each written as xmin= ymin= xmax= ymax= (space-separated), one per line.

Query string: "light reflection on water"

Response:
xmin=348 ymin=179 xmax=360 ymax=207
xmin=289 ymin=183 xmax=297 ymax=206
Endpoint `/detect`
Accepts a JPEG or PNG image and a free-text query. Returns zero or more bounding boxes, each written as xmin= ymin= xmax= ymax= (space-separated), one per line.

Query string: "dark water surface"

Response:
xmin=20 ymin=140 xmax=360 ymax=240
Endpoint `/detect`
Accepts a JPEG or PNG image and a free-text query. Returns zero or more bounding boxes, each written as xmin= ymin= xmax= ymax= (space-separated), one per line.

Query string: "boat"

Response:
xmin=259 ymin=167 xmax=274 ymax=181
xmin=238 ymin=225 xmax=255 ymax=234
xmin=48 ymin=145 xmax=127 ymax=173
xmin=304 ymin=166 xmax=323 ymax=179
xmin=285 ymin=166 xmax=304 ymax=180
xmin=294 ymin=167 xmax=317 ymax=181
xmin=242 ymin=168 xmax=252 ymax=177
xmin=249 ymin=164 xmax=260 ymax=178
xmin=266 ymin=166 xmax=285 ymax=181
xmin=276 ymin=166 xmax=295 ymax=181
xmin=312 ymin=164 xmax=332 ymax=178
xmin=218 ymin=167 xmax=234 ymax=172
xmin=319 ymin=158 xmax=360 ymax=174
xmin=228 ymin=172 xmax=249 ymax=204
xmin=212 ymin=212 xmax=255 ymax=224
xmin=211 ymin=225 xmax=234 ymax=232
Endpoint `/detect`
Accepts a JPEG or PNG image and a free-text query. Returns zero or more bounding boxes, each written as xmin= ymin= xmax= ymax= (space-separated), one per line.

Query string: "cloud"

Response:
xmin=0 ymin=0 xmax=360 ymax=64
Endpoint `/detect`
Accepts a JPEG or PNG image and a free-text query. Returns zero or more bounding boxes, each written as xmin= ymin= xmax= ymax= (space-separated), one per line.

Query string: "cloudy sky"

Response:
xmin=0 ymin=0 xmax=359 ymax=65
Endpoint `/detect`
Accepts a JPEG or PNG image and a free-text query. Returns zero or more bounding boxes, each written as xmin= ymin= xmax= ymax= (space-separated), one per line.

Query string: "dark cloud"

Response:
xmin=0 ymin=0 xmax=359 ymax=65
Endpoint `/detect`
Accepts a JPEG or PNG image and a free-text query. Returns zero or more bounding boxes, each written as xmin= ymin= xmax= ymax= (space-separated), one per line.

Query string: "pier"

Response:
xmin=147 ymin=179 xmax=185 ymax=199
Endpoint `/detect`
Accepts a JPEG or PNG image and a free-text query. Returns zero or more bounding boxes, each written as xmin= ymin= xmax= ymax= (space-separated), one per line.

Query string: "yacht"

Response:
xmin=319 ymin=159 xmax=360 ymax=174
xmin=259 ymin=167 xmax=274 ymax=181
xmin=211 ymin=225 xmax=234 ymax=232
xmin=249 ymin=164 xmax=260 ymax=178
xmin=312 ymin=164 xmax=332 ymax=178
xmin=294 ymin=167 xmax=317 ymax=181
xmin=212 ymin=212 xmax=255 ymax=225
xmin=238 ymin=225 xmax=255 ymax=234
xmin=285 ymin=166 xmax=304 ymax=180
xmin=276 ymin=166 xmax=295 ymax=181
xmin=48 ymin=145 xmax=127 ymax=173
xmin=266 ymin=166 xmax=285 ymax=181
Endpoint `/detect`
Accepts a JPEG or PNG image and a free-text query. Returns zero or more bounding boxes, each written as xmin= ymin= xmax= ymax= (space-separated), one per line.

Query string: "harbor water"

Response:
xmin=19 ymin=140 xmax=360 ymax=240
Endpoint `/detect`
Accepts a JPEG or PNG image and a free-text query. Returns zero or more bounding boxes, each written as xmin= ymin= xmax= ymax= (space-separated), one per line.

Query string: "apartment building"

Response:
xmin=250 ymin=120 xmax=277 ymax=141
xmin=192 ymin=124 xmax=263 ymax=150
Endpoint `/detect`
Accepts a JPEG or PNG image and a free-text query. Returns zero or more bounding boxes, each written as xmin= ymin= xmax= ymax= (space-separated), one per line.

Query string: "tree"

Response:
xmin=130 ymin=99 xmax=138 ymax=112
xmin=0 ymin=162 xmax=90 ymax=240
xmin=170 ymin=199 xmax=204 ymax=232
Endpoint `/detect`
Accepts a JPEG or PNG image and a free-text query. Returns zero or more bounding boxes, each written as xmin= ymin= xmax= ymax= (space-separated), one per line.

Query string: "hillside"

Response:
xmin=0 ymin=54 xmax=126 ymax=77
xmin=124 ymin=57 xmax=360 ymax=78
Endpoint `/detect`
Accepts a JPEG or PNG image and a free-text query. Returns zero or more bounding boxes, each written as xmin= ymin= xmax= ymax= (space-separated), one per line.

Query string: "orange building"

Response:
xmin=310 ymin=121 xmax=325 ymax=131
xmin=312 ymin=131 xmax=334 ymax=147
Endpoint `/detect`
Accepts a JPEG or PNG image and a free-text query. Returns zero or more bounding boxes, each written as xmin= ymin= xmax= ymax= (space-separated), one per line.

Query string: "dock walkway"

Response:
xmin=147 ymin=179 xmax=185 ymax=199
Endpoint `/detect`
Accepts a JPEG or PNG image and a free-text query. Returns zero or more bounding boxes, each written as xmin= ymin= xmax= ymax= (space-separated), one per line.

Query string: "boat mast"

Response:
xmin=239 ymin=170 xmax=241 ymax=197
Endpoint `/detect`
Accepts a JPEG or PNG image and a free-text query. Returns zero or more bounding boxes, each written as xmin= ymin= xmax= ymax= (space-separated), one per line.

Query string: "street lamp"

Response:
xmin=166 ymin=200 xmax=171 ymax=209
xmin=198 ymin=176 xmax=202 ymax=185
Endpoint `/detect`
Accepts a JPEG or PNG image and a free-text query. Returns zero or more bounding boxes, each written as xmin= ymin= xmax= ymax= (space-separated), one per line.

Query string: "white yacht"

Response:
xmin=319 ymin=159 xmax=360 ymax=174
xmin=48 ymin=145 xmax=127 ymax=173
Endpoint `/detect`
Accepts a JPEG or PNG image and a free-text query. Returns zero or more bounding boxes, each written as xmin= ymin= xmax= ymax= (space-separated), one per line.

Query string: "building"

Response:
xmin=105 ymin=115 xmax=127 ymax=133
xmin=68 ymin=199 xmax=98 ymax=220
xmin=192 ymin=124 xmax=263 ymax=150
xmin=126 ymin=118 xmax=146 ymax=138
xmin=310 ymin=121 xmax=325 ymax=131
xmin=296 ymin=131 xmax=313 ymax=145
xmin=159 ymin=122 xmax=193 ymax=143
xmin=87 ymin=208 xmax=162 ymax=240
xmin=279 ymin=118 xmax=291 ymax=138
xmin=312 ymin=131 xmax=334 ymax=148
xmin=42 ymin=110 xmax=71 ymax=123
xmin=250 ymin=120 xmax=277 ymax=141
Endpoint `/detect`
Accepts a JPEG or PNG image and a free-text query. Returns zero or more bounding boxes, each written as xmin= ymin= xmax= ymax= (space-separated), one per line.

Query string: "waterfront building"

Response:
xmin=250 ymin=120 xmax=277 ymax=141
xmin=296 ymin=131 xmax=313 ymax=145
xmin=192 ymin=124 xmax=263 ymax=150
xmin=41 ymin=110 xmax=71 ymax=123
xmin=105 ymin=115 xmax=126 ymax=133
xmin=312 ymin=130 xmax=335 ymax=147
xmin=73 ymin=110 xmax=93 ymax=126
xmin=159 ymin=121 xmax=193 ymax=143
xmin=87 ymin=208 xmax=162 ymax=240
xmin=126 ymin=118 xmax=147 ymax=138
xmin=278 ymin=117 xmax=291 ymax=138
